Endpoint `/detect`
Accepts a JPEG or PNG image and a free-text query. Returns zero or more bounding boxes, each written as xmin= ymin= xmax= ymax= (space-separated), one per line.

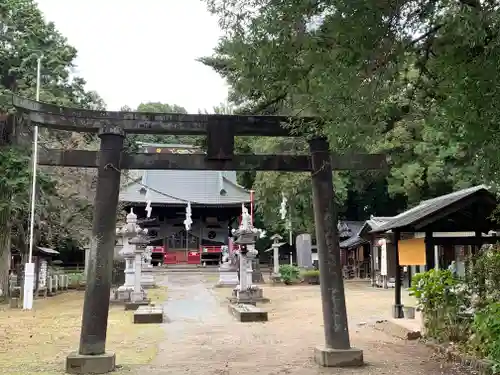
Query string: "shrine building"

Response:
xmin=119 ymin=143 xmax=251 ymax=265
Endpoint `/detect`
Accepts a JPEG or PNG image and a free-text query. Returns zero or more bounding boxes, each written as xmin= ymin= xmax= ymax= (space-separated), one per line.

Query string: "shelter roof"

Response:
xmin=371 ymin=185 xmax=497 ymax=233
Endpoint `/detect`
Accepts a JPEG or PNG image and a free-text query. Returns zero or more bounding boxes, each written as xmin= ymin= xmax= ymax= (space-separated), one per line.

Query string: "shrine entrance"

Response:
xmin=3 ymin=94 xmax=386 ymax=373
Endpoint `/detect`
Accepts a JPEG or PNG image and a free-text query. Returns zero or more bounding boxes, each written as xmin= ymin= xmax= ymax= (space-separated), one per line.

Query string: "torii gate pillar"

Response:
xmin=66 ymin=126 xmax=125 ymax=374
xmin=309 ymin=138 xmax=364 ymax=367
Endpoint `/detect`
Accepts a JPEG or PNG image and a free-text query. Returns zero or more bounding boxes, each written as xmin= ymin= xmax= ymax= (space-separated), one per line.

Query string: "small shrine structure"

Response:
xmin=119 ymin=143 xmax=251 ymax=265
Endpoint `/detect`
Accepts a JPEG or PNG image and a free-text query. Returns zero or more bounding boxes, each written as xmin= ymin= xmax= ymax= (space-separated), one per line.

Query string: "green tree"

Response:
xmin=200 ymin=0 xmax=499 ymax=227
xmin=0 ymin=0 xmax=105 ymax=297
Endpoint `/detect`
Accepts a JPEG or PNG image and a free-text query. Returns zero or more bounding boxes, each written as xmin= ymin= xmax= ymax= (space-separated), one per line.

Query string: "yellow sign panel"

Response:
xmin=399 ymin=238 xmax=426 ymax=265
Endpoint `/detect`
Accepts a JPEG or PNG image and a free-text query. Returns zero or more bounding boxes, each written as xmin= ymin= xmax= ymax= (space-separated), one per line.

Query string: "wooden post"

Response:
xmin=425 ymin=231 xmax=435 ymax=271
xmin=75 ymin=127 xmax=124 ymax=361
xmin=309 ymin=138 xmax=363 ymax=366
xmin=407 ymin=265 xmax=412 ymax=288
xmin=393 ymin=230 xmax=403 ymax=318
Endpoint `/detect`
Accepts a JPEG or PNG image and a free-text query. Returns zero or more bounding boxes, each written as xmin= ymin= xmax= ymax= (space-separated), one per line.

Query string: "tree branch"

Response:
xmin=407 ymin=24 xmax=444 ymax=48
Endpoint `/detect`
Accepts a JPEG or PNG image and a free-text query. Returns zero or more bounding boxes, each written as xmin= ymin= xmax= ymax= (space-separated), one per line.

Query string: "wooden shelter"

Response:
xmin=371 ymin=185 xmax=500 ymax=318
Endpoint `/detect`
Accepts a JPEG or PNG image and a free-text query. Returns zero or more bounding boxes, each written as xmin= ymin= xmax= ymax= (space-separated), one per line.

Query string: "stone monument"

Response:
xmin=230 ymin=205 xmax=268 ymax=304
xmin=296 ymin=233 xmax=313 ymax=269
xmin=114 ymin=209 xmax=148 ymax=303
xmin=268 ymin=234 xmax=285 ymax=282
xmin=141 ymin=246 xmax=156 ymax=288
xmin=216 ymin=245 xmax=239 ymax=287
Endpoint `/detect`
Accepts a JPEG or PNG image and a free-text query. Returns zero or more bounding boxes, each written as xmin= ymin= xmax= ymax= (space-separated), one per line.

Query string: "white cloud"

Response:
xmin=36 ymin=0 xmax=229 ymax=113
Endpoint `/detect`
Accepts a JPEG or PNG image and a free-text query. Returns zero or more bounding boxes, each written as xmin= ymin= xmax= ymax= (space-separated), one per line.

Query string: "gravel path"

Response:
xmin=128 ymin=273 xmax=473 ymax=375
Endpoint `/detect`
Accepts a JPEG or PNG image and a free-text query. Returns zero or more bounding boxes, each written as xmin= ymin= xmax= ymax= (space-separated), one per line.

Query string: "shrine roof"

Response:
xmin=119 ymin=143 xmax=250 ymax=206
xmin=371 ymin=185 xmax=497 ymax=233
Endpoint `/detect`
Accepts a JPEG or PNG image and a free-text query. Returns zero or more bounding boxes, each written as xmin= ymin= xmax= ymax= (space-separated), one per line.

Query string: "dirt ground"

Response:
xmin=0 ymin=287 xmax=167 ymax=375
xmin=125 ymin=273 xmax=473 ymax=375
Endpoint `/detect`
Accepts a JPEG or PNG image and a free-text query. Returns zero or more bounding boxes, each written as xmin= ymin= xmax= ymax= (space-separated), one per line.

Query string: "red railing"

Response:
xmin=199 ymin=246 xmax=223 ymax=253
xmin=150 ymin=245 xmax=221 ymax=265
xmin=163 ymin=253 xmax=177 ymax=264
xmin=187 ymin=251 xmax=201 ymax=264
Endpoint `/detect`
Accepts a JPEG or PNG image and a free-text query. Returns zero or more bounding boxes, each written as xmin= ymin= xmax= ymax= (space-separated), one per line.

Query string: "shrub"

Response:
xmin=408 ymin=247 xmax=500 ymax=370
xmin=409 ymin=269 xmax=469 ymax=341
xmin=301 ymin=269 xmax=320 ymax=284
xmin=67 ymin=272 xmax=84 ymax=286
xmin=279 ymin=264 xmax=300 ymax=285
xmin=301 ymin=269 xmax=320 ymax=278
xmin=470 ymin=302 xmax=500 ymax=367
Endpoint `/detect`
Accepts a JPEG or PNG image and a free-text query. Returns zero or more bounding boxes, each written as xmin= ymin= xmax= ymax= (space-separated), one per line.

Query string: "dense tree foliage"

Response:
xmin=0 ymin=0 xmax=105 ymax=296
xmin=201 ymin=0 xmax=500 ymax=233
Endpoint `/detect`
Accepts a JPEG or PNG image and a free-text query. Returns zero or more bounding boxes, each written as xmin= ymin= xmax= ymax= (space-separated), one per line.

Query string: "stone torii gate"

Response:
xmin=6 ymin=95 xmax=386 ymax=373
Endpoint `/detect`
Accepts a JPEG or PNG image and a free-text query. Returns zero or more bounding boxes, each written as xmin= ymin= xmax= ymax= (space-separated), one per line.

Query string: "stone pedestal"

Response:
xmin=9 ymin=297 xmax=20 ymax=308
xmin=230 ymin=286 xmax=269 ymax=304
xmin=392 ymin=304 xmax=404 ymax=319
xmin=229 ymin=303 xmax=268 ymax=322
xmin=141 ymin=267 xmax=155 ymax=289
xmin=66 ymin=352 xmax=116 ymax=374
xmin=314 ymin=346 xmax=363 ymax=367
xmin=115 ymin=286 xmax=133 ymax=302
xmin=252 ymin=259 xmax=264 ymax=283
xmin=217 ymin=265 xmax=239 ymax=287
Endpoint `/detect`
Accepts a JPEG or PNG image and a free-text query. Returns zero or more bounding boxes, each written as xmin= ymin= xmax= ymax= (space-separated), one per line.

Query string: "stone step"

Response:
xmin=228 ymin=303 xmax=268 ymax=322
xmin=133 ymin=305 xmax=164 ymax=324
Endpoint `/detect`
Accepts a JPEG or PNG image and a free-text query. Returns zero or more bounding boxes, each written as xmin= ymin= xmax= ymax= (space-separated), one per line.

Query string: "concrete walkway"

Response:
xmin=128 ymin=273 xmax=472 ymax=375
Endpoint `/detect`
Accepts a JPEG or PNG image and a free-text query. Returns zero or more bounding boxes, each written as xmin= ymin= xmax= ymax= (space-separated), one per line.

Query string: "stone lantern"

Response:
xmin=115 ymin=208 xmax=148 ymax=302
xmin=230 ymin=206 xmax=268 ymax=304
xmin=128 ymin=234 xmax=150 ymax=304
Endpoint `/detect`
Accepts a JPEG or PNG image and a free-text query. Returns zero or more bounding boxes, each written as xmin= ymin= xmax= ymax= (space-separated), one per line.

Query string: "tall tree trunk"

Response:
xmin=0 ymin=190 xmax=11 ymax=301
xmin=0 ymin=114 xmax=13 ymax=301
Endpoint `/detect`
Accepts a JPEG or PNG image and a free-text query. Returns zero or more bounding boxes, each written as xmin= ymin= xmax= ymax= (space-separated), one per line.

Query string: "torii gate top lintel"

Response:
xmin=8 ymin=94 xmax=388 ymax=173
xmin=11 ymin=94 xmax=310 ymax=137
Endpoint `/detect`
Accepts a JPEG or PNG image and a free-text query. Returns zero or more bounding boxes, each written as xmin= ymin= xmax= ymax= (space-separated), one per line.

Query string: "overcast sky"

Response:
xmin=36 ymin=0 xmax=229 ymax=113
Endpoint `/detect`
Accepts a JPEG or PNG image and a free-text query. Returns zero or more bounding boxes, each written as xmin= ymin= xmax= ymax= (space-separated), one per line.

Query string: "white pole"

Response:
xmin=434 ymin=245 xmax=439 ymax=270
xmin=23 ymin=56 xmax=42 ymax=310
